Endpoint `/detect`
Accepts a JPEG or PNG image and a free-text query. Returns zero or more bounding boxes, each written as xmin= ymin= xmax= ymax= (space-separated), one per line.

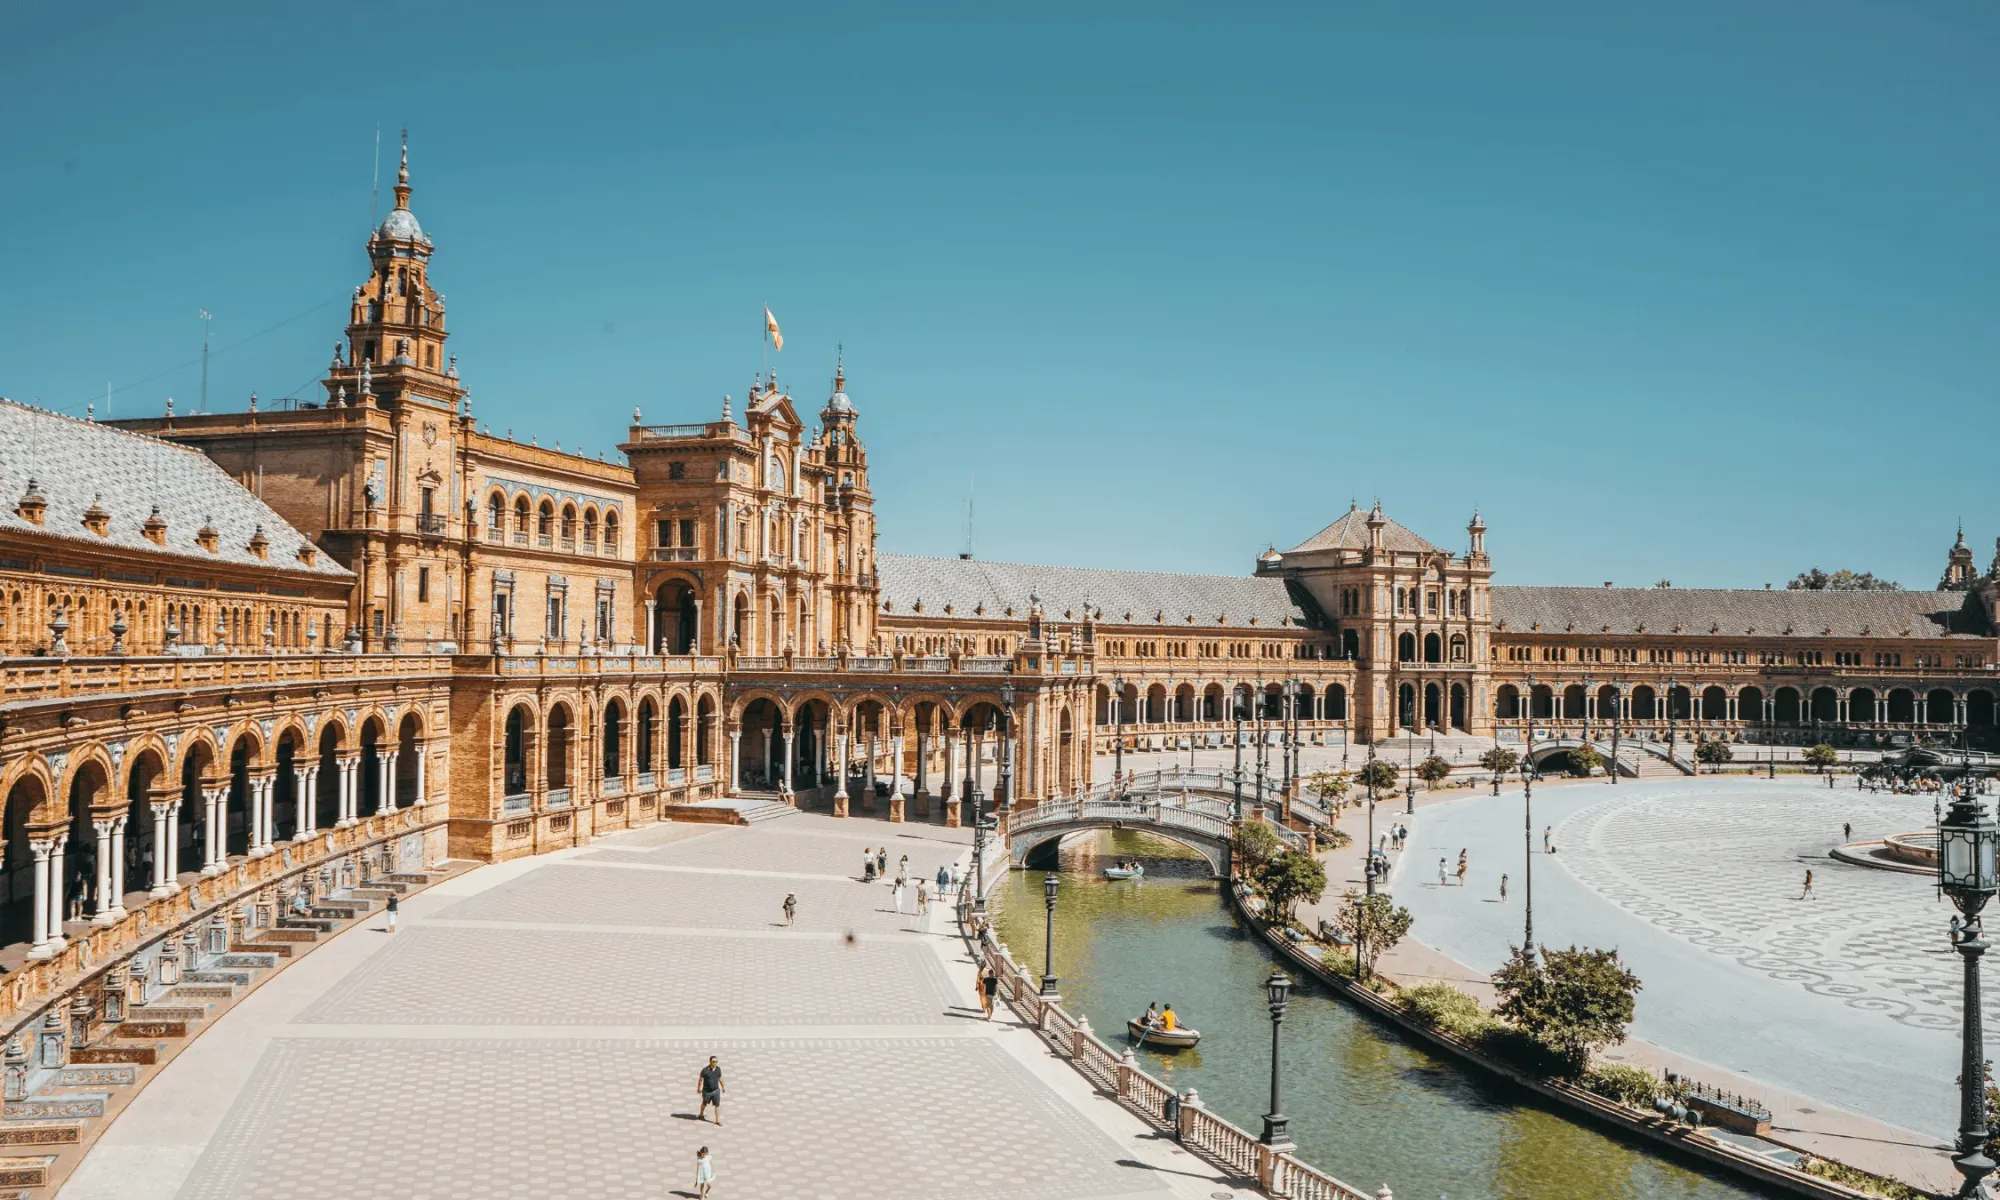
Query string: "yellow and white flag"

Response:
xmin=764 ymin=305 xmax=783 ymax=352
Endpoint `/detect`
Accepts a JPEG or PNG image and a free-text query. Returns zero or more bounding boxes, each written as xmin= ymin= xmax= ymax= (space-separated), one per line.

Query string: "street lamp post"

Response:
xmin=1112 ymin=677 xmax=1126 ymax=784
xmin=1520 ymin=756 xmax=1536 ymax=965
xmin=1940 ymin=785 xmax=1999 ymax=1199
xmin=1364 ymin=745 xmax=1379 ymax=897
xmin=1405 ymin=730 xmax=1417 ymax=815
xmin=1611 ymin=704 xmax=1622 ymax=787
xmin=971 ymin=784 xmax=990 ymax=918
xmin=999 ymin=683 xmax=1017 ymax=812
xmin=1260 ymin=970 xmax=1293 ymax=1148
xmin=1040 ymin=871 xmax=1061 ymax=997
xmin=1233 ymin=696 xmax=1246 ymax=824
xmin=1254 ymin=688 xmax=1267 ymax=815
xmin=1351 ymin=893 xmax=1368 ymax=981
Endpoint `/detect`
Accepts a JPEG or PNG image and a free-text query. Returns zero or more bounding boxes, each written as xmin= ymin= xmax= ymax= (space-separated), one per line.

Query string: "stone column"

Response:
xmin=105 ymin=817 xmax=127 ymax=920
xmin=943 ymin=728 xmax=960 ymax=826
xmin=26 ymin=837 xmax=58 ymax=960
xmin=914 ymin=726 xmax=930 ymax=816
xmin=778 ymin=722 xmax=793 ymax=794
xmin=297 ymin=766 xmax=318 ymax=840
xmin=248 ymin=773 xmax=270 ymax=857
xmin=47 ymin=833 xmax=67 ymax=944
xmin=341 ymin=755 xmax=360 ymax=826
xmin=729 ymin=729 xmax=743 ymax=793
xmin=164 ymin=801 xmax=182 ymax=893
xmin=832 ymin=728 xmax=850 ymax=818
xmin=201 ymin=786 xmax=225 ymax=874
xmin=381 ymin=751 xmax=397 ymax=813
xmin=414 ymin=746 xmax=428 ymax=808
xmin=150 ymin=803 xmax=174 ymax=897
xmin=864 ymin=731 xmax=877 ymax=812
xmin=645 ymin=600 xmax=657 ymax=654
xmin=888 ymin=731 xmax=906 ymax=823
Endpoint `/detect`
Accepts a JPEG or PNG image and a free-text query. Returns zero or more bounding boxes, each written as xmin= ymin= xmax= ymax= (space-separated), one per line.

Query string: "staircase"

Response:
xmin=736 ymin=800 xmax=799 ymax=825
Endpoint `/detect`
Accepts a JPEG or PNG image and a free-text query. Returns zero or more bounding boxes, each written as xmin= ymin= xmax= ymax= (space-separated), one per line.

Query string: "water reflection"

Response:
xmin=989 ymin=830 xmax=1770 ymax=1200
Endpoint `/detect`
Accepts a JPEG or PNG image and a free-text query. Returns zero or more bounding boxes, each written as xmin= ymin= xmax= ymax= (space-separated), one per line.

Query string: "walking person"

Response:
xmin=782 ymin=892 xmax=796 ymax=926
xmin=694 ymin=1146 xmax=715 ymax=1199
xmin=1799 ymin=869 xmax=1816 ymax=900
xmin=1500 ymin=873 xmax=1508 ymax=901
xmin=696 ymin=1056 xmax=725 ymax=1126
xmin=1456 ymin=849 xmax=1468 ymax=888
xmin=977 ymin=963 xmax=998 ymax=1019
xmin=897 ymin=853 xmax=909 ymax=883
xmin=917 ymin=879 xmax=930 ymax=915
xmin=386 ymin=893 xmax=398 ymax=933
xmin=936 ymin=864 xmax=950 ymax=894
xmin=862 ymin=847 xmax=876 ymax=882
xmin=876 ymin=847 xmax=888 ymax=877
xmin=893 ymin=876 xmax=906 ymax=914
xmin=1542 ymin=826 xmax=1552 ymax=853
xmin=1843 ymin=821 xmax=1852 ymax=842
xmin=1438 ymin=857 xmax=1447 ymax=886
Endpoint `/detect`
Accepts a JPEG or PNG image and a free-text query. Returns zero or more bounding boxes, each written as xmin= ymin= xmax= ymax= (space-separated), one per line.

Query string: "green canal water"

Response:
xmin=989 ymin=830 xmax=1770 ymax=1200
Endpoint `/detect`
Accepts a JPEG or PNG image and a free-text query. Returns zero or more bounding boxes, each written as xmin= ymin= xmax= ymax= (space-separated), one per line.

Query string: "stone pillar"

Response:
xmin=832 ymin=728 xmax=850 ymax=818
xmin=644 ymin=600 xmax=657 ymax=653
xmin=297 ymin=767 xmax=318 ymax=839
xmin=107 ymin=817 xmax=128 ymax=919
xmin=864 ymin=731 xmax=877 ymax=812
xmin=415 ymin=746 xmax=428 ymax=808
xmin=779 ymin=723 xmax=794 ymax=793
xmin=248 ymin=773 xmax=269 ymax=857
xmin=729 ymin=729 xmax=743 ymax=793
xmin=381 ymin=751 xmax=397 ymax=813
xmin=202 ymin=786 xmax=225 ymax=873
xmin=914 ymin=727 xmax=930 ymax=816
xmin=336 ymin=756 xmax=357 ymax=827
xmin=942 ymin=728 xmax=958 ymax=814
xmin=888 ymin=732 xmax=906 ymax=823
xmin=164 ymin=801 xmax=182 ymax=893
xmin=25 ymin=838 xmax=57 ymax=959
xmin=150 ymin=803 xmax=174 ymax=897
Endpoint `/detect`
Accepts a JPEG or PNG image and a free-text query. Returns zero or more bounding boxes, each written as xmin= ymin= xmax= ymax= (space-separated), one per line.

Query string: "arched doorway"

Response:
xmin=224 ymin=739 xmax=254 ymax=859
xmin=3 ymin=776 xmax=45 ymax=946
xmin=395 ymin=714 xmax=422 ymax=807
xmin=273 ymin=733 xmax=299 ymax=843
xmin=504 ymin=705 xmax=531 ymax=797
xmin=316 ymin=725 xmax=344 ymax=829
xmin=125 ymin=749 xmax=166 ymax=906
xmin=637 ymin=698 xmax=658 ymax=776
xmin=546 ymin=705 xmax=572 ymax=795
xmin=68 ymin=759 xmax=110 ymax=923
xmin=1450 ymin=683 xmax=1466 ymax=731
xmin=739 ymin=698 xmax=782 ymax=790
xmin=359 ymin=720 xmax=384 ymax=815
xmin=602 ymin=700 xmax=625 ymax=786
xmin=656 ymin=581 xmax=697 ymax=654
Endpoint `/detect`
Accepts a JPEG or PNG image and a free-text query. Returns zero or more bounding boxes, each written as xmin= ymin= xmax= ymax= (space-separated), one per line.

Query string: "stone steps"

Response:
xmin=0 ymin=1155 xmax=56 ymax=1189
xmin=54 ymin=1066 xmax=136 ymax=1088
xmin=3 ymin=1096 xmax=105 ymax=1123
xmin=738 ymin=801 xmax=799 ymax=825
xmin=0 ymin=1126 xmax=78 ymax=1149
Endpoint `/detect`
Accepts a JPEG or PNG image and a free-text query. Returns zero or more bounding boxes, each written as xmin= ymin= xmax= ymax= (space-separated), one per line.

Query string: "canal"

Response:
xmin=989 ymin=829 xmax=1772 ymax=1200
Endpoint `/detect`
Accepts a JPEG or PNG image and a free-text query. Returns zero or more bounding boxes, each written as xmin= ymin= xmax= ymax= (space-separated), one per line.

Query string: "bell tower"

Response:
xmin=820 ymin=356 xmax=880 ymax=650
xmin=323 ymin=131 xmax=462 ymax=413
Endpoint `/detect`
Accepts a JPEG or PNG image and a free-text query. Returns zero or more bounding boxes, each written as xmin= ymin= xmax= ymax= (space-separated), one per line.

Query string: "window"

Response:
xmin=488 ymin=495 xmax=504 ymax=537
xmin=420 ymin=487 xmax=435 ymax=516
xmin=669 ymin=461 xmax=685 ymax=480
xmin=679 ymin=518 xmax=694 ymax=550
xmin=491 ymin=591 xmax=511 ymax=639
xmin=546 ymin=592 xmax=566 ymax=641
xmin=417 ymin=566 xmax=430 ymax=603
xmin=596 ymin=598 xmax=612 ymax=643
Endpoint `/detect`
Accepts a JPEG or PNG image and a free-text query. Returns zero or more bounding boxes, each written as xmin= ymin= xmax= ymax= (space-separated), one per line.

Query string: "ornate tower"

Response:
xmin=820 ymin=357 xmax=880 ymax=650
xmin=323 ymin=132 xmax=463 ymax=412
xmin=1941 ymin=524 xmax=1978 ymax=591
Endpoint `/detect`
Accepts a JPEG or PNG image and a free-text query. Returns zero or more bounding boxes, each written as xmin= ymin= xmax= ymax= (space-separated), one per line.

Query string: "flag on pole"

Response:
xmin=764 ymin=305 xmax=783 ymax=352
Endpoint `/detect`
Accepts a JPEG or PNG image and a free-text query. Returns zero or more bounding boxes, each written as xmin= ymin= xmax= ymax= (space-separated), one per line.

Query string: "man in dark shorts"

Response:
xmin=697 ymin=1055 xmax=725 ymax=1125
xmin=979 ymin=964 xmax=999 ymax=1019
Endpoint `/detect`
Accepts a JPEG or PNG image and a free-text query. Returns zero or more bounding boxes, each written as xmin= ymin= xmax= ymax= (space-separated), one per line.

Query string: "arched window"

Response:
xmin=538 ymin=501 xmax=554 ymax=538
xmin=603 ymin=511 xmax=619 ymax=551
xmin=582 ymin=508 xmax=599 ymax=547
xmin=487 ymin=493 xmax=504 ymax=540
xmin=560 ymin=505 xmax=577 ymax=544
xmin=514 ymin=497 xmax=530 ymax=540
xmin=767 ymin=454 xmax=787 ymax=493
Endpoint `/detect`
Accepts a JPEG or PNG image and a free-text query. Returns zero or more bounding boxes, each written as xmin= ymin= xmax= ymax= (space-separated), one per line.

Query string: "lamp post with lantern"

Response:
xmin=1039 ymin=871 xmax=1061 ymax=998
xmin=1940 ymin=785 xmax=1999 ymax=1198
xmin=1260 ymin=970 xmax=1293 ymax=1149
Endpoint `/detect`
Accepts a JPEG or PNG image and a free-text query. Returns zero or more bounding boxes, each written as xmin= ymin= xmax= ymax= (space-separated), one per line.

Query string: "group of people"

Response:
xmin=1438 ymin=849 xmax=1470 ymax=887
xmin=1136 ymin=1001 xmax=1181 ymax=1031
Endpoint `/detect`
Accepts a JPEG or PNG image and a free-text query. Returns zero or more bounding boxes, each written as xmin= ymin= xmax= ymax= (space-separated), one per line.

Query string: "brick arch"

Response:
xmin=172 ymin=729 xmax=223 ymax=784
xmin=0 ymin=755 xmax=61 ymax=828
xmin=55 ymin=742 xmax=118 ymax=808
xmin=117 ymin=732 xmax=174 ymax=795
xmin=728 ymin=689 xmax=791 ymax=724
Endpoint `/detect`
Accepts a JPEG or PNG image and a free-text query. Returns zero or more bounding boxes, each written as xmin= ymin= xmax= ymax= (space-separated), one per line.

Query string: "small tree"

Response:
xmin=1335 ymin=889 xmax=1414 ymax=977
xmin=1695 ymin=739 xmax=1734 ymax=773
xmin=1304 ymin=768 xmax=1351 ymax=809
xmin=1565 ymin=744 xmax=1604 ymax=777
xmin=1255 ymin=848 xmax=1328 ymax=925
xmin=1416 ymin=755 xmax=1450 ymax=789
xmin=1492 ymin=944 xmax=1642 ymax=1077
xmin=1233 ymin=819 xmax=1281 ymax=873
xmin=1479 ymin=746 xmax=1520 ymax=776
xmin=1356 ymin=759 xmax=1399 ymax=797
xmin=1803 ymin=743 xmax=1839 ymax=774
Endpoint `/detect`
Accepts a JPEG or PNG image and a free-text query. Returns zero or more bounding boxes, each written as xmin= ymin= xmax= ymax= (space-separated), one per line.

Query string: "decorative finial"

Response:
xmin=722 ymin=393 xmax=732 ymax=422
xmin=248 ymin=390 xmax=257 ymax=412
xmin=399 ymin=128 xmax=409 ymax=186
xmin=165 ymin=395 xmax=174 ymax=417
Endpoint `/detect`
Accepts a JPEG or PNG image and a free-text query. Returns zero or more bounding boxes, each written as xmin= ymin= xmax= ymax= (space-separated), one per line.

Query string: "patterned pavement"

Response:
xmin=1397 ymin=776 xmax=1970 ymax=1140
xmin=64 ymin=811 xmax=1205 ymax=1200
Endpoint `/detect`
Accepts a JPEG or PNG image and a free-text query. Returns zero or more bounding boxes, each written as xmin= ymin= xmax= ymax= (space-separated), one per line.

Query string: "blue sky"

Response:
xmin=3 ymin=2 xmax=1995 ymax=588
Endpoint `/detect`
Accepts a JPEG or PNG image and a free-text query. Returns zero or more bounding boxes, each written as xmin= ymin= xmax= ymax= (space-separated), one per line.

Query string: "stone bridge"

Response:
xmin=1005 ymin=769 xmax=1318 ymax=876
xmin=1523 ymin=735 xmax=1693 ymax=777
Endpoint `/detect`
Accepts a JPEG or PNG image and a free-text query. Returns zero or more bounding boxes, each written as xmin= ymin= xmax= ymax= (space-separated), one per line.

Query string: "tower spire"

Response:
xmin=392 ymin=128 xmax=412 ymax=211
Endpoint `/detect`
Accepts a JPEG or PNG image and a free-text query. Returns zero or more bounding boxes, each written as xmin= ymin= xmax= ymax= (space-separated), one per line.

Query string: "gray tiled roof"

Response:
xmin=0 ymin=400 xmax=351 ymax=579
xmin=877 ymin=553 xmax=1310 ymax=629
xmin=1491 ymin=586 xmax=1988 ymax=640
xmin=1286 ymin=505 xmax=1443 ymax=556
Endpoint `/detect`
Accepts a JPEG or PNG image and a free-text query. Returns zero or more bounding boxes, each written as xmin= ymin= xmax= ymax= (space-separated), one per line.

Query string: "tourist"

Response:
xmin=1843 ymin=821 xmax=1852 ymax=842
xmin=694 ymin=1146 xmax=715 ymax=1199
xmin=1799 ymin=869 xmax=1816 ymax=901
xmin=1438 ymin=857 xmax=1447 ymax=886
xmin=877 ymin=847 xmax=888 ymax=877
xmin=977 ymin=963 xmax=998 ymax=1019
xmin=1142 ymin=1001 xmax=1160 ymax=1028
xmin=1161 ymin=1003 xmax=1179 ymax=1031
xmin=782 ymin=892 xmax=796 ymax=926
xmin=1500 ymin=873 xmax=1508 ymax=901
xmin=863 ymin=849 xmax=877 ymax=882
xmin=917 ymin=880 xmax=930 ymax=914
xmin=1542 ymin=826 xmax=1551 ymax=853
xmin=936 ymin=864 xmax=950 ymax=894
xmin=897 ymin=853 xmax=909 ymax=883
xmin=1456 ymin=850 xmax=1467 ymax=887
xmin=893 ymin=876 xmax=906 ymax=914
xmin=386 ymin=893 xmax=398 ymax=933
xmin=697 ymin=1055 xmax=725 ymax=1125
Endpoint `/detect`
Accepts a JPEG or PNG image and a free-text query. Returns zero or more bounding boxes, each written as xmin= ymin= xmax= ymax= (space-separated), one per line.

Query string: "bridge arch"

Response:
xmin=1009 ymin=820 xmax=1230 ymax=878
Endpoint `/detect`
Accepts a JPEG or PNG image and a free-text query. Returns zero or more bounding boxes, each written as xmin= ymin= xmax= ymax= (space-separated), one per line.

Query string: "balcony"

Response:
xmin=513 ymin=531 xmax=528 ymax=545
xmin=537 ymin=534 xmax=553 ymax=549
xmin=546 ymin=788 xmax=571 ymax=809
xmin=416 ymin=513 xmax=447 ymax=537
xmin=652 ymin=548 xmax=698 ymax=562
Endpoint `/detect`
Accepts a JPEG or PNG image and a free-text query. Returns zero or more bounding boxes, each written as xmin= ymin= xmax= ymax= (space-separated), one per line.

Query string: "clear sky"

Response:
xmin=3 ymin=2 xmax=1995 ymax=589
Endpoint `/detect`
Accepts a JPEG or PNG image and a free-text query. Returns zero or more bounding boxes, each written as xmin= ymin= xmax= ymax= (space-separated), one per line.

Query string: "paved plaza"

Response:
xmin=61 ymin=813 xmax=1244 ymax=1200
xmin=1377 ymin=776 xmax=1965 ymax=1157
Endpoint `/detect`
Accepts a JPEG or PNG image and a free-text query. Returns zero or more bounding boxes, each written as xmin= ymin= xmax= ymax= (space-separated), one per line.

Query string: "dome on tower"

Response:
xmin=827 ymin=388 xmax=855 ymax=414
xmin=378 ymin=206 xmax=425 ymax=242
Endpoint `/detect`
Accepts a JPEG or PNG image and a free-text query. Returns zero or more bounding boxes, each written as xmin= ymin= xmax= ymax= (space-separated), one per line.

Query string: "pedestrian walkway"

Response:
xmin=60 ymin=814 xmax=1250 ymax=1200
xmin=1298 ymin=776 xmax=1959 ymax=1196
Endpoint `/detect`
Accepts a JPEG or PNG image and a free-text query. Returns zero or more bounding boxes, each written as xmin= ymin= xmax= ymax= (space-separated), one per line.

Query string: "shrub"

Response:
xmin=1356 ymin=759 xmax=1400 ymax=794
xmin=1476 ymin=1024 xmax=1572 ymax=1077
xmin=1566 ymin=744 xmax=1604 ymax=777
xmin=1234 ymin=820 xmax=1281 ymax=872
xmin=1479 ymin=747 xmax=1520 ymax=776
xmin=1803 ymin=743 xmax=1839 ymax=773
xmin=1492 ymin=944 xmax=1643 ymax=1078
xmin=1416 ymin=755 xmax=1451 ymax=788
xmin=1398 ymin=983 xmax=1492 ymax=1040
xmin=1583 ymin=1064 xmax=1660 ymax=1108
xmin=1695 ymin=739 xmax=1734 ymax=772
xmin=1795 ymin=1157 xmax=1928 ymax=1200
xmin=1255 ymin=849 xmax=1328 ymax=923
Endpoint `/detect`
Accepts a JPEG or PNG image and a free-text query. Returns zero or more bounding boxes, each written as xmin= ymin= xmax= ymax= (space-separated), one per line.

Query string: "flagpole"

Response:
xmin=761 ymin=304 xmax=769 ymax=383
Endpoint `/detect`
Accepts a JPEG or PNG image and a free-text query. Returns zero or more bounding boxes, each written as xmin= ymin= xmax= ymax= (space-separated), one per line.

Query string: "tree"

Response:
xmin=1803 ymin=743 xmax=1839 ymax=774
xmin=1335 ymin=889 xmax=1414 ymax=977
xmin=1416 ymin=755 xmax=1451 ymax=789
xmin=1254 ymin=848 xmax=1328 ymax=925
xmin=1303 ymin=768 xmax=1351 ymax=808
xmin=1479 ymin=746 xmax=1520 ymax=776
xmin=1492 ymin=944 xmax=1642 ymax=1077
xmin=1356 ymin=759 xmax=1399 ymax=797
xmin=1787 ymin=567 xmax=1901 ymax=592
xmin=1695 ymin=739 xmax=1734 ymax=773
xmin=1653 ymin=579 xmax=1673 ymax=589
xmin=1565 ymin=744 xmax=1604 ymax=777
xmin=1233 ymin=819 xmax=1281 ymax=873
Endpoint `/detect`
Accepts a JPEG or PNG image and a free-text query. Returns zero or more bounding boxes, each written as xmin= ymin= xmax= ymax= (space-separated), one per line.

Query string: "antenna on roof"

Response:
xmin=370 ymin=124 xmax=382 ymax=230
xmin=960 ymin=473 xmax=975 ymax=561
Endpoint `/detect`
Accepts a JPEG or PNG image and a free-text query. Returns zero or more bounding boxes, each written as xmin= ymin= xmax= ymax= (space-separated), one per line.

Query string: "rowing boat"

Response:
xmin=1127 ymin=1018 xmax=1201 ymax=1049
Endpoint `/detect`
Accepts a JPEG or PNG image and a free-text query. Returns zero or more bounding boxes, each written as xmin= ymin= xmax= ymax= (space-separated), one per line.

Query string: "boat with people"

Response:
xmin=1103 ymin=860 xmax=1145 ymax=879
xmin=1127 ymin=1016 xmax=1201 ymax=1048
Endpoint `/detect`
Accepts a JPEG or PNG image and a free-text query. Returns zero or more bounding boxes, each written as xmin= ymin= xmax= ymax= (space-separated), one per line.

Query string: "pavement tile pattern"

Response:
xmin=434 ymin=863 xmax=935 ymax=933
xmin=1554 ymin=785 xmax=1990 ymax=1033
xmin=580 ymin=826 xmax=966 ymax=879
xmin=293 ymin=925 xmax=960 ymax=1027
